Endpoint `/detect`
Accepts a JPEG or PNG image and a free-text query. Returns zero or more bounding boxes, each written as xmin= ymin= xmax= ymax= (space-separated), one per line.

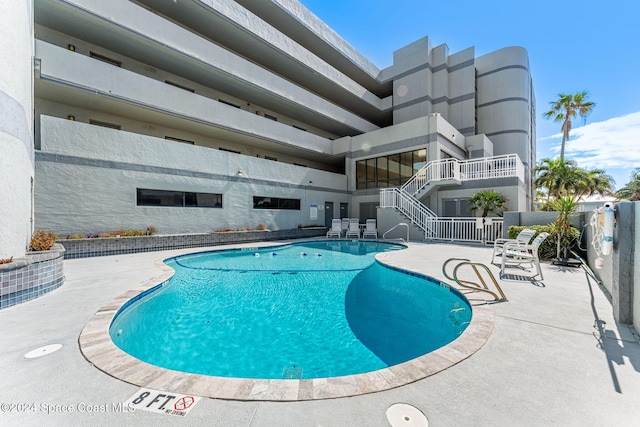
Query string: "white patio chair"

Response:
xmin=500 ymin=232 xmax=550 ymax=280
xmin=362 ymin=219 xmax=378 ymax=238
xmin=345 ymin=218 xmax=361 ymax=239
xmin=492 ymin=228 xmax=536 ymax=264
xmin=326 ymin=219 xmax=342 ymax=238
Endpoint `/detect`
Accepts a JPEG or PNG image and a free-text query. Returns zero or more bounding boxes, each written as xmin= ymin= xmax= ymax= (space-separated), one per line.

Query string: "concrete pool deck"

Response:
xmin=1 ymin=240 xmax=639 ymax=426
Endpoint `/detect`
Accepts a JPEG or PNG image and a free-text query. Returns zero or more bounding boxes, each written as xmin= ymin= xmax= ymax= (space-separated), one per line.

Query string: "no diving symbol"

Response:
xmin=174 ymin=396 xmax=195 ymax=411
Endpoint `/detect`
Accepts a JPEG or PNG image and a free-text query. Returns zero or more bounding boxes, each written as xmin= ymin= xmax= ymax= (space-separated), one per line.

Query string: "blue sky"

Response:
xmin=300 ymin=0 xmax=640 ymax=190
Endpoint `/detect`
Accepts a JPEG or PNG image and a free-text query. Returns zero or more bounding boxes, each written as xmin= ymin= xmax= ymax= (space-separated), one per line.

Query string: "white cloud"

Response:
xmin=540 ymin=111 xmax=640 ymax=170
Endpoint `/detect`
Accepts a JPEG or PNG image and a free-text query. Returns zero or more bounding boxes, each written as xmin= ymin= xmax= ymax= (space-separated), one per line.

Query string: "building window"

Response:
xmin=218 ymin=99 xmax=241 ymax=109
xmin=165 ymin=80 xmax=195 ymax=93
xmin=165 ymin=136 xmax=195 ymax=145
xmin=89 ymin=119 xmax=121 ymax=130
xmin=219 ymin=147 xmax=241 ymax=154
xmin=355 ymin=148 xmax=426 ymax=189
xmin=137 ymin=189 xmax=222 ymax=208
xmin=89 ymin=51 xmax=121 ymax=67
xmin=253 ymin=196 xmax=300 ymax=210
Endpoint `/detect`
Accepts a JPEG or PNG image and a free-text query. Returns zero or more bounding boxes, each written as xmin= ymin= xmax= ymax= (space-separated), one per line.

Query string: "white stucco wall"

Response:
xmin=36 ymin=116 xmax=349 ymax=234
xmin=0 ymin=0 xmax=34 ymax=258
xmin=475 ymin=47 xmax=533 ymax=160
xmin=192 ymin=0 xmax=382 ymax=108
xmin=43 ymin=0 xmax=380 ymax=132
xmin=36 ymin=40 xmax=335 ymax=157
xmin=263 ymin=0 xmax=381 ymax=79
xmin=634 ymin=202 xmax=640 ymax=334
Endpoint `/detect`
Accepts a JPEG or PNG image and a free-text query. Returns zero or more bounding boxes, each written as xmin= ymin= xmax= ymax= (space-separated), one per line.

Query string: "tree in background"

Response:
xmin=468 ymin=190 xmax=508 ymax=217
xmin=534 ymin=158 xmax=613 ymax=210
xmin=544 ymin=91 xmax=595 ymax=160
xmin=615 ymin=168 xmax=640 ymax=201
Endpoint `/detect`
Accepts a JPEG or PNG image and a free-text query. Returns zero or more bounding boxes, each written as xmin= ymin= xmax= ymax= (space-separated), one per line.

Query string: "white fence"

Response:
xmin=380 ymin=189 xmax=504 ymax=243
xmin=424 ymin=217 xmax=504 ymax=244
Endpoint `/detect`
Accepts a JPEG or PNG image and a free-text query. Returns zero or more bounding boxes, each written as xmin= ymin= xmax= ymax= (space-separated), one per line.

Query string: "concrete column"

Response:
xmin=612 ymin=202 xmax=635 ymax=324
xmin=0 ymin=0 xmax=34 ymax=258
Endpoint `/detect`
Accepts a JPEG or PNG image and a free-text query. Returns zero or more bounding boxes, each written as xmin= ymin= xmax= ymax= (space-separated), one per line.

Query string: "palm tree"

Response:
xmin=535 ymin=158 xmax=582 ymax=207
xmin=534 ymin=158 xmax=613 ymax=209
xmin=549 ymin=196 xmax=580 ymax=260
xmin=582 ymin=168 xmax=615 ymax=197
xmin=468 ymin=190 xmax=508 ymax=217
xmin=544 ymin=92 xmax=595 ymax=160
xmin=616 ymin=168 xmax=640 ymax=201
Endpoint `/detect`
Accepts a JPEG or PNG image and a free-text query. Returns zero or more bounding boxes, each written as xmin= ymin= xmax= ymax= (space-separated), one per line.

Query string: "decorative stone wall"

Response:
xmin=58 ymin=228 xmax=328 ymax=259
xmin=0 ymin=244 xmax=65 ymax=309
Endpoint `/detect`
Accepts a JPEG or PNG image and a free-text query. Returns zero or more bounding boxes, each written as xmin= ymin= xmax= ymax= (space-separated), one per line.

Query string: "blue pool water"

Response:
xmin=110 ymin=241 xmax=471 ymax=379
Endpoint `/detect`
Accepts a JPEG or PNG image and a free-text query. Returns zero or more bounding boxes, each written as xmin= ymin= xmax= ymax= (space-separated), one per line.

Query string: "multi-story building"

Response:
xmin=2 ymin=0 xmax=535 ymax=255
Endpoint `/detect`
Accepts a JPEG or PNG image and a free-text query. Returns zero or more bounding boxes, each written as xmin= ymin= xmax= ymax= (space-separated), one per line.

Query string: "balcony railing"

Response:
xmin=402 ymin=154 xmax=524 ymax=197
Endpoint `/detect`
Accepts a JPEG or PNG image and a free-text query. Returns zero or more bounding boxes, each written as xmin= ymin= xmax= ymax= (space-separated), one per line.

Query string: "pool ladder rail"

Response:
xmin=442 ymin=258 xmax=507 ymax=303
xmin=383 ymin=222 xmax=409 ymax=242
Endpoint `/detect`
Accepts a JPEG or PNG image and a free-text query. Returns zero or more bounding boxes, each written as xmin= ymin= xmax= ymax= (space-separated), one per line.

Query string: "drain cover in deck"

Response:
xmin=386 ymin=403 xmax=428 ymax=427
xmin=24 ymin=344 xmax=63 ymax=359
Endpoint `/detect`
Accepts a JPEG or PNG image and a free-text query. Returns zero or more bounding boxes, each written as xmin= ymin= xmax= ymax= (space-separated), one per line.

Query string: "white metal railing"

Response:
xmin=459 ymin=154 xmax=524 ymax=182
xmin=423 ymin=217 xmax=503 ymax=243
xmin=402 ymin=158 xmax=460 ymax=196
xmin=380 ymin=154 xmax=517 ymax=243
xmin=402 ymin=154 xmax=524 ymax=197
xmin=380 ymin=188 xmax=436 ymax=233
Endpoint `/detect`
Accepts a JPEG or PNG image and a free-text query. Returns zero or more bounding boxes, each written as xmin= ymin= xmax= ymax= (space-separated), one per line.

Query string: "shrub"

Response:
xmin=0 ymin=257 xmax=13 ymax=265
xmin=109 ymin=228 xmax=150 ymax=237
xmin=256 ymin=224 xmax=267 ymax=231
xmin=67 ymin=234 xmax=85 ymax=239
xmin=508 ymin=225 xmax=579 ymax=260
xmin=146 ymin=225 xmax=157 ymax=235
xmin=30 ymin=230 xmax=58 ymax=251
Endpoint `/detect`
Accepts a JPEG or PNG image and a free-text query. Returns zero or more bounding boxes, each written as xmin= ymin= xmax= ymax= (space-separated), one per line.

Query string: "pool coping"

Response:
xmin=78 ymin=242 xmax=494 ymax=401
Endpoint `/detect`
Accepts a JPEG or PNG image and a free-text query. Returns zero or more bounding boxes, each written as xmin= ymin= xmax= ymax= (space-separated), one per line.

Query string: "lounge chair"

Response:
xmin=362 ymin=219 xmax=378 ymax=238
xmin=326 ymin=219 xmax=342 ymax=238
xmin=340 ymin=218 xmax=350 ymax=238
xmin=500 ymin=232 xmax=550 ymax=280
xmin=345 ymin=218 xmax=361 ymax=239
xmin=492 ymin=228 xmax=536 ymax=264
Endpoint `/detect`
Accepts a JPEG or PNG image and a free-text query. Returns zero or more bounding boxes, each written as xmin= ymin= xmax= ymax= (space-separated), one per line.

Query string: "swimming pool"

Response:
xmin=109 ymin=240 xmax=472 ymax=380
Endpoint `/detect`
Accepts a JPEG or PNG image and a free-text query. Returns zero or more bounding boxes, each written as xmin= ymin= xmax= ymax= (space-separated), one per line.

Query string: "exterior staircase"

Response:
xmin=380 ymin=154 xmax=524 ymax=239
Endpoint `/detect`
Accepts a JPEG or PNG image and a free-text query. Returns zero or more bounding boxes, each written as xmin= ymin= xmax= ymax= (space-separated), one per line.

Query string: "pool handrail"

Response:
xmin=383 ymin=222 xmax=409 ymax=242
xmin=442 ymin=257 xmax=507 ymax=302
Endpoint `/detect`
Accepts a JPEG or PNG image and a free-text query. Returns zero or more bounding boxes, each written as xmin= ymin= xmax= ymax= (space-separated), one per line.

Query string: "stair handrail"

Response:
xmin=380 ymin=188 xmax=436 ymax=234
xmin=402 ymin=158 xmax=459 ymax=196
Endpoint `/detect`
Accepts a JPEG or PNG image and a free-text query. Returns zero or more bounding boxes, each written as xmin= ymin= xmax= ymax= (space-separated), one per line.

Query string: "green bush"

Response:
xmin=508 ymin=225 xmax=579 ymax=260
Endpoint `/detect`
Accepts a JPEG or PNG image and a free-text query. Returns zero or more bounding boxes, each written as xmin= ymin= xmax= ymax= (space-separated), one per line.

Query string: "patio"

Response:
xmin=1 ymin=241 xmax=639 ymax=426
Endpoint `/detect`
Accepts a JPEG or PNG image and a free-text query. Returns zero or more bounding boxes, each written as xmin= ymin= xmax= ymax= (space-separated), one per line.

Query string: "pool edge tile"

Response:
xmin=78 ymin=241 xmax=495 ymax=401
